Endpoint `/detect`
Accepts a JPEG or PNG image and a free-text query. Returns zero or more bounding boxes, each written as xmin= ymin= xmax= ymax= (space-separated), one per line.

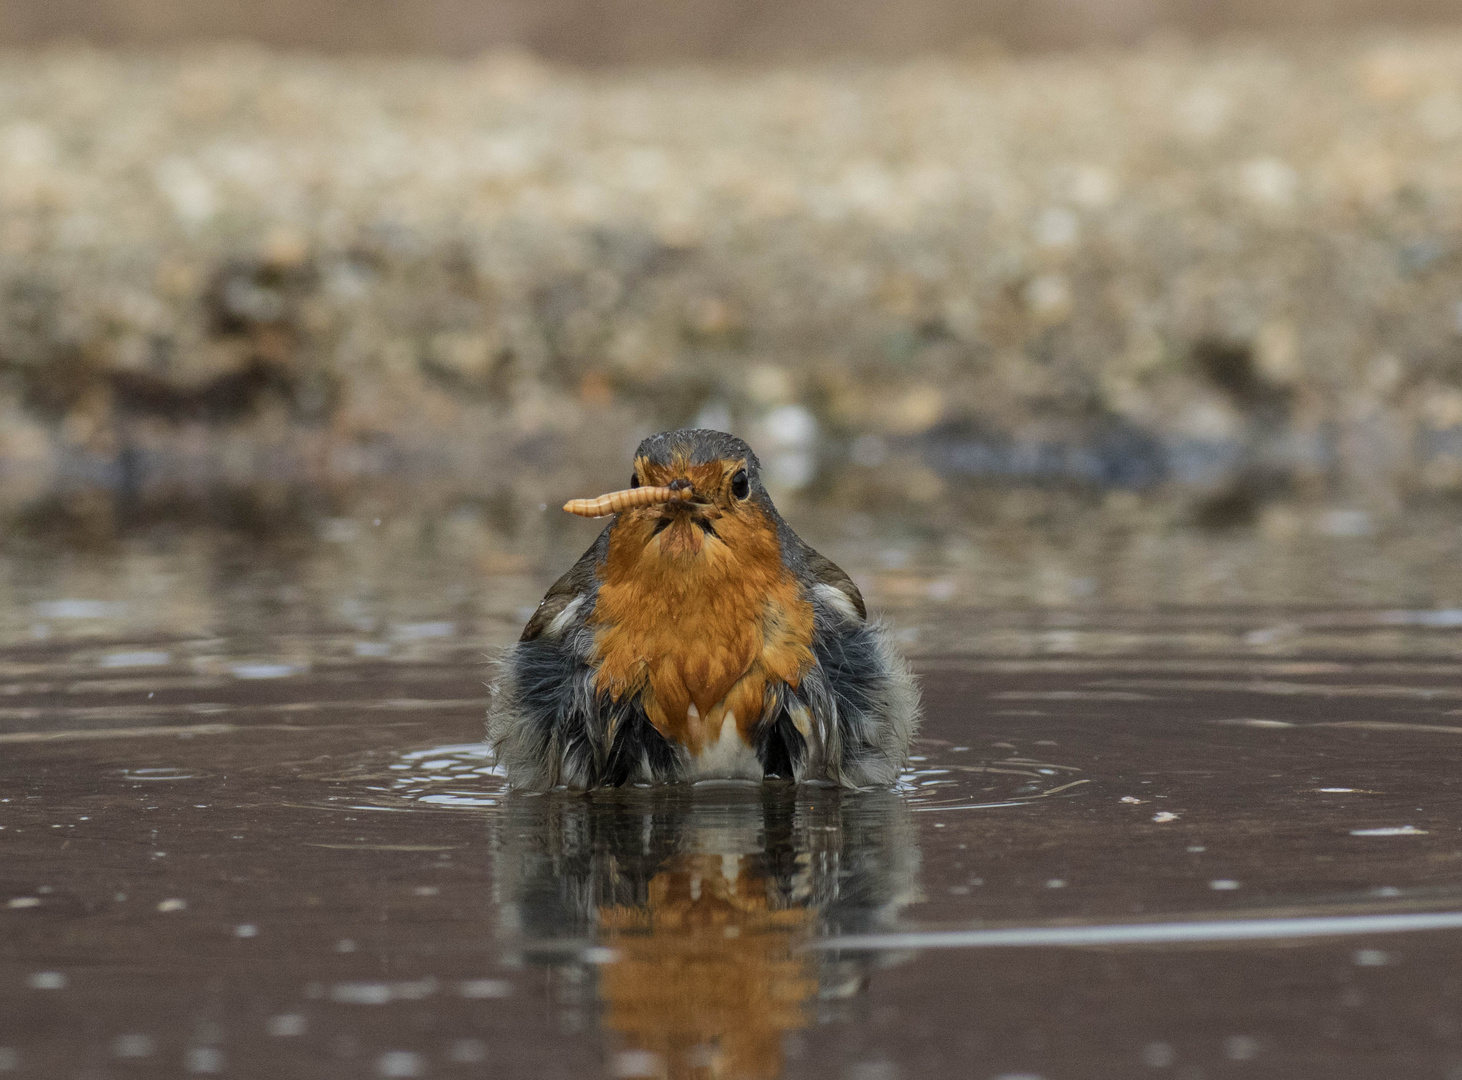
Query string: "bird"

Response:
xmin=488 ymin=428 xmax=919 ymax=790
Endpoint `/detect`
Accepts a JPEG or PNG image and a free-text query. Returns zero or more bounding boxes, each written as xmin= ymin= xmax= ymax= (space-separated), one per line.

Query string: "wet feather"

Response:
xmin=488 ymin=428 xmax=919 ymax=789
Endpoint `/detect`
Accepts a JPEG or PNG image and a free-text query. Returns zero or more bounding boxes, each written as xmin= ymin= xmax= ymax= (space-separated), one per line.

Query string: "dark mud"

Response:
xmin=4 ymin=607 xmax=1462 ymax=1078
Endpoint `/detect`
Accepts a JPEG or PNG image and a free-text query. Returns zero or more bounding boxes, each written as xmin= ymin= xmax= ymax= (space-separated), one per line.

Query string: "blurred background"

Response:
xmin=1 ymin=0 xmax=1462 ymax=639
xmin=3 ymin=0 xmax=1461 ymax=58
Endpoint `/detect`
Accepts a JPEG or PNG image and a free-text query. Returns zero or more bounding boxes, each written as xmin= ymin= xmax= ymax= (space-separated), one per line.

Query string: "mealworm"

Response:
xmin=562 ymin=485 xmax=693 ymax=518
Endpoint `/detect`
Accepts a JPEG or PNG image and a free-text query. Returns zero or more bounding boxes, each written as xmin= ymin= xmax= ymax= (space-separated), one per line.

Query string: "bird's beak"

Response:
xmin=562 ymin=485 xmax=694 ymax=519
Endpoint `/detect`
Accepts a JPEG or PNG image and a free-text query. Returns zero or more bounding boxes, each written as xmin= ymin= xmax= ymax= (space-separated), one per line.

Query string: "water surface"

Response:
xmin=4 ymin=495 xmax=1462 ymax=1077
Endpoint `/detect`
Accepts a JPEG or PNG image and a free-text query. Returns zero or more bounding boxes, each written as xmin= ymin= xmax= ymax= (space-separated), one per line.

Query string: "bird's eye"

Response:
xmin=731 ymin=469 xmax=750 ymax=499
xmin=630 ymin=473 xmax=640 ymax=489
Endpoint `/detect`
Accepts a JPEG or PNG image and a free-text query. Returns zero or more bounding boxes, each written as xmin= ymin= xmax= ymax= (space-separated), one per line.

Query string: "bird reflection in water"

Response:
xmin=494 ymin=785 xmax=919 ymax=1079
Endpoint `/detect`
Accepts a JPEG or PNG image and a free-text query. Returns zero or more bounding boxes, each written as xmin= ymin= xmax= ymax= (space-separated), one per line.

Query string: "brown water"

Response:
xmin=4 ymin=491 xmax=1462 ymax=1078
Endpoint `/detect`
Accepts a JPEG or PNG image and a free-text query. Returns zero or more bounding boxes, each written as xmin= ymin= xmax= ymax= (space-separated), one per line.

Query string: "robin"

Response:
xmin=488 ymin=428 xmax=919 ymax=789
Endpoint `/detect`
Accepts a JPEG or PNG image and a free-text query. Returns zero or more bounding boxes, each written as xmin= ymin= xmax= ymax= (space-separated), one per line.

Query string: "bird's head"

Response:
xmin=564 ymin=429 xmax=780 ymax=564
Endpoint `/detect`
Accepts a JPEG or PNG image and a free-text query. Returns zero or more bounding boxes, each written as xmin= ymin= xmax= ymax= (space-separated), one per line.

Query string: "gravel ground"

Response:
xmin=1 ymin=36 xmax=1462 ymax=513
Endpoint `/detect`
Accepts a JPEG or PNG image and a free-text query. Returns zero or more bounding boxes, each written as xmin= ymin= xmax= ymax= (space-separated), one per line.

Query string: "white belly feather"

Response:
xmin=687 ymin=711 xmax=763 ymax=780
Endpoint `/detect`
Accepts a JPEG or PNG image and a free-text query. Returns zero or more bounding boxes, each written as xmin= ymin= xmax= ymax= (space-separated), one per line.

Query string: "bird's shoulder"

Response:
xmin=519 ymin=531 xmax=607 ymax=642
xmin=777 ymin=522 xmax=866 ymax=622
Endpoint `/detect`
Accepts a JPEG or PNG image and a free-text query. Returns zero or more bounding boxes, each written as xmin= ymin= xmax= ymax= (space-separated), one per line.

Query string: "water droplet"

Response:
xmin=266 ymin=1014 xmax=306 ymax=1037
xmin=1141 ymin=1042 xmax=1176 ymax=1067
xmin=184 ymin=1047 xmax=224 ymax=1074
xmin=112 ymin=1034 xmax=155 ymax=1058
xmin=1224 ymin=1035 xmax=1260 ymax=1060
xmin=376 ymin=1050 xmax=423 ymax=1077
xmin=448 ymin=1039 xmax=488 ymax=1064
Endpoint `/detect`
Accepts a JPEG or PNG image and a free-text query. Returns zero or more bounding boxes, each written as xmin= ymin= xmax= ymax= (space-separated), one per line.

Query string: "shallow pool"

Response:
xmin=4 ymin=595 xmax=1462 ymax=1078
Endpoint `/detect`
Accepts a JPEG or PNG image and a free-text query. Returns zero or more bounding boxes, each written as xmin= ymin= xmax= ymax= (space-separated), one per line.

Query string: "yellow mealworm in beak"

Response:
xmin=562 ymin=485 xmax=693 ymax=518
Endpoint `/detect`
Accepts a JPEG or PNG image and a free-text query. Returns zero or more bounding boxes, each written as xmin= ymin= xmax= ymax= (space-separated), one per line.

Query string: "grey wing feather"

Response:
xmin=802 ymin=549 xmax=866 ymax=620
xmin=519 ymin=536 xmax=602 ymax=641
xmin=775 ymin=519 xmax=867 ymax=620
xmin=773 ymin=519 xmax=917 ymax=787
xmin=489 ymin=534 xmax=602 ymax=791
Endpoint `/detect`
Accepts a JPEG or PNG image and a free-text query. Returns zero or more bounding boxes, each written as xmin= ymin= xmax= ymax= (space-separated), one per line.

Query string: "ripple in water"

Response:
xmin=900 ymin=749 xmax=1088 ymax=811
xmin=121 ymin=767 xmax=200 ymax=782
xmin=340 ymin=741 xmax=1088 ymax=812
xmin=371 ymin=743 xmax=507 ymax=808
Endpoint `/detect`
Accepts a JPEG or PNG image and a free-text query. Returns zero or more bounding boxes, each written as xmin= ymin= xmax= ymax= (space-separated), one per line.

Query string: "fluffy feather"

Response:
xmin=487 ymin=428 xmax=920 ymax=789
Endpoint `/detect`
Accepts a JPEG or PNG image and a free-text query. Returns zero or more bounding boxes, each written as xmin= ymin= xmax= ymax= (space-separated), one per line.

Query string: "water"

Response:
xmin=4 ymin=489 xmax=1462 ymax=1077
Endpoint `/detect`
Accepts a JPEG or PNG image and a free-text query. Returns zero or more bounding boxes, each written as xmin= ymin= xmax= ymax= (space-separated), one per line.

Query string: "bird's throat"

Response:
xmin=590 ymin=509 xmax=814 ymax=758
xmin=651 ymin=515 xmax=706 ymax=559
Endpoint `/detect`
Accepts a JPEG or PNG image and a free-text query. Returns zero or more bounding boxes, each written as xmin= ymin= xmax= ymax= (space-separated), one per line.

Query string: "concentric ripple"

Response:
xmin=900 ymin=747 xmax=1089 ymax=811
xmin=323 ymin=738 xmax=1090 ymax=812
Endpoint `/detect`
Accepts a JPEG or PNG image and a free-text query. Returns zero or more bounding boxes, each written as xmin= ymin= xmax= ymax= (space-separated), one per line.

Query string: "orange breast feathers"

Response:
xmin=589 ymin=495 xmax=814 ymax=755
